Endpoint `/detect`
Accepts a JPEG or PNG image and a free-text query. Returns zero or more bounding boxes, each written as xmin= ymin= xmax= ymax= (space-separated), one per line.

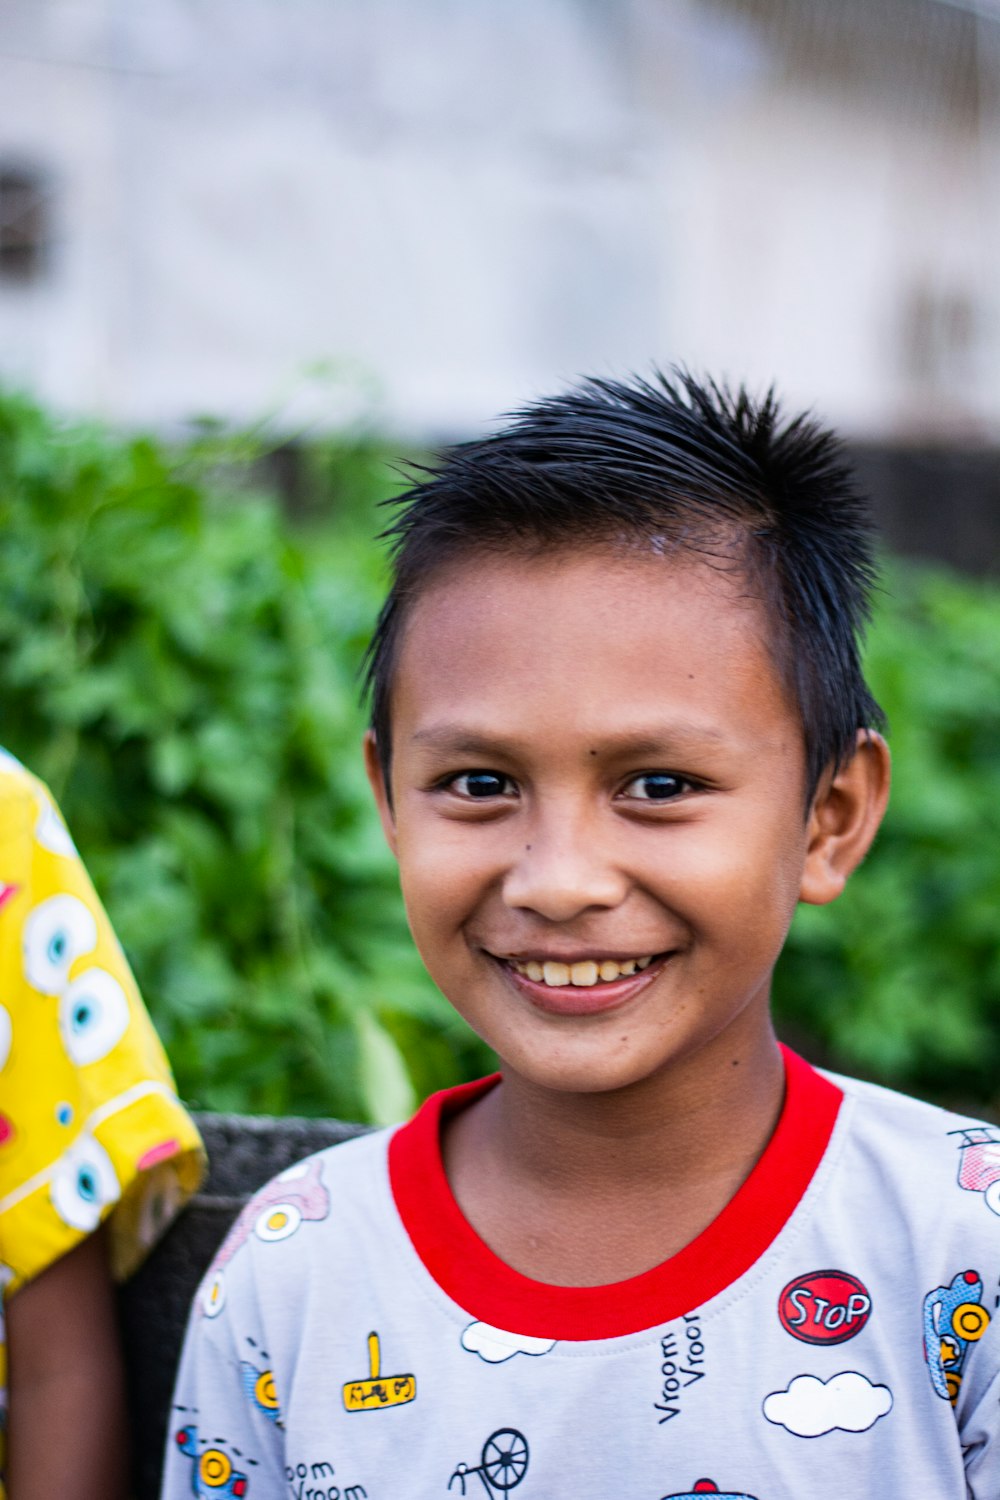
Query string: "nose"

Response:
xmin=501 ymin=809 xmax=627 ymax=922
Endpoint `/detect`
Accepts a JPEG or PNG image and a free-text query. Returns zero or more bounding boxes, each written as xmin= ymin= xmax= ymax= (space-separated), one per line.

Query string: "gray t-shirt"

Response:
xmin=160 ymin=1049 xmax=1000 ymax=1499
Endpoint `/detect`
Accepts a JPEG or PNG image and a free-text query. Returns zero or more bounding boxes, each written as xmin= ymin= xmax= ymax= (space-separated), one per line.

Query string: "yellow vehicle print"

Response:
xmin=240 ymin=1360 xmax=282 ymax=1425
xmin=342 ymin=1330 xmax=416 ymax=1411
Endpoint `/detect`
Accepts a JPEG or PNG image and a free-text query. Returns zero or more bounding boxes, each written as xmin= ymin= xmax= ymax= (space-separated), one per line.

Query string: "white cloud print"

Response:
xmin=763 ymin=1371 xmax=893 ymax=1438
xmin=461 ymin=1321 xmax=556 ymax=1363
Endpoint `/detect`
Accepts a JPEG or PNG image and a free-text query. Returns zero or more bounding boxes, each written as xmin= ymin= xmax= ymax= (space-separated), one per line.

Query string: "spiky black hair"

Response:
xmin=363 ymin=369 xmax=885 ymax=801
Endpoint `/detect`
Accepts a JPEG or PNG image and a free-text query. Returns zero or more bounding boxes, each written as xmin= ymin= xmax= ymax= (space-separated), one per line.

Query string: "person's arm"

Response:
xmin=5 ymin=1227 xmax=128 ymax=1500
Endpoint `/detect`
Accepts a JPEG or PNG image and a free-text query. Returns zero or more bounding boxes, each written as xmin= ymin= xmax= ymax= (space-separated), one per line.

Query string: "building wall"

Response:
xmin=641 ymin=0 xmax=1000 ymax=437
xmin=0 ymin=0 xmax=997 ymax=438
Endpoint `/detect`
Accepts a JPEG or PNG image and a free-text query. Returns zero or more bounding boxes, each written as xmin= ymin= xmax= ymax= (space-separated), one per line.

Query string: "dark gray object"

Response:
xmin=118 ymin=1111 xmax=369 ymax=1494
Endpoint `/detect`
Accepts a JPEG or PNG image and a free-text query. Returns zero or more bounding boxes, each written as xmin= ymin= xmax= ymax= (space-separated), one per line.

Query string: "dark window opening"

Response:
xmin=0 ymin=167 xmax=49 ymax=283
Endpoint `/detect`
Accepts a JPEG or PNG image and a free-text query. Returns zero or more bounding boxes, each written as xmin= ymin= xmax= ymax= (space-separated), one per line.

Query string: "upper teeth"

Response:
xmin=509 ymin=956 xmax=654 ymax=987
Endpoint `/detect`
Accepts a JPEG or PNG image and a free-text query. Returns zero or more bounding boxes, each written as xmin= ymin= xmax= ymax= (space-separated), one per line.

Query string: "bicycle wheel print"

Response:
xmin=481 ymin=1429 xmax=529 ymax=1490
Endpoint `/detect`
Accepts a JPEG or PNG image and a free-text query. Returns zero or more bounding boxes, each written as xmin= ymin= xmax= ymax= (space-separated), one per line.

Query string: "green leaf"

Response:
xmin=354 ymin=1009 xmax=418 ymax=1126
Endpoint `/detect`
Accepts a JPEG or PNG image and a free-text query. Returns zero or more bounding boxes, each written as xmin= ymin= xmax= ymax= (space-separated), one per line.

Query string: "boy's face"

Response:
xmin=366 ymin=546 xmax=867 ymax=1097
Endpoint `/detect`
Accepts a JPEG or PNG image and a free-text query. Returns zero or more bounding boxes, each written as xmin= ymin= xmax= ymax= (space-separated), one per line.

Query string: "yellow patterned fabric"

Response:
xmin=0 ymin=752 xmax=204 ymax=1484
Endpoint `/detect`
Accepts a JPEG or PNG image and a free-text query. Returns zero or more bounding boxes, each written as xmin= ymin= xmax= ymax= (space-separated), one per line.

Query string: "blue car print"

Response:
xmin=175 ymin=1426 xmax=249 ymax=1497
xmin=922 ymin=1269 xmax=991 ymax=1404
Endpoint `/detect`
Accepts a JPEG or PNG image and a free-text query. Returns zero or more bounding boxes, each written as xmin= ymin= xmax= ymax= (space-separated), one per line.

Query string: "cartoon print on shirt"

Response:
xmin=660 ymin=1482 xmax=759 ymax=1500
xmin=949 ymin=1127 xmax=1000 ymax=1217
xmin=133 ymin=1142 xmax=187 ymax=1253
xmin=174 ymin=1423 xmax=255 ymax=1497
xmin=202 ymin=1267 xmax=227 ymax=1319
xmin=240 ymin=1337 xmax=283 ymax=1426
xmin=21 ymin=887 xmax=131 ymax=1074
xmin=777 ymin=1270 xmax=872 ymax=1345
xmin=342 ymin=1330 xmax=416 ymax=1411
xmin=49 ymin=1131 xmax=120 ymax=1230
xmin=34 ymin=795 xmax=76 ymax=857
xmin=18 ymin=876 xmax=132 ymax=1096
xmin=198 ymin=1157 xmax=330 ymax=1316
xmin=0 ymin=901 xmax=13 ymax=1142
xmin=22 ymin=893 xmax=98 ymax=994
xmin=922 ymin=1268 xmax=991 ymax=1404
xmin=0 ymin=999 xmax=11 ymax=1146
xmin=762 ymin=1371 xmax=892 ymax=1437
xmin=0 ymin=999 xmax=11 ymax=1072
xmin=59 ymin=967 xmax=131 ymax=1066
xmin=448 ymin=1429 xmax=529 ymax=1495
xmin=460 ymin=1321 xmax=556 ymax=1363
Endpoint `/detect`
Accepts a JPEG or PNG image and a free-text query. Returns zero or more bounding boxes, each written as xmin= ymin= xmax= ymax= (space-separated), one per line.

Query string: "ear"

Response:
xmin=363 ymin=730 xmax=398 ymax=857
xmin=799 ymin=730 xmax=891 ymax=906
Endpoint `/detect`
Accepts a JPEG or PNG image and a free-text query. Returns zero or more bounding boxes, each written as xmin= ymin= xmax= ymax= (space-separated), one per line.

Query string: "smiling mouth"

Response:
xmin=491 ymin=950 xmax=670 ymax=1016
xmin=505 ymin=955 xmax=656 ymax=988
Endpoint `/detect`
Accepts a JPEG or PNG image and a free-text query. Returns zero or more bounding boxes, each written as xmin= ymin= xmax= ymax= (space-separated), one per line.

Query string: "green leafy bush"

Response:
xmin=1 ymin=389 xmax=998 ymax=1119
xmin=775 ymin=562 xmax=1000 ymax=1116
xmin=0 ymin=392 xmax=491 ymax=1122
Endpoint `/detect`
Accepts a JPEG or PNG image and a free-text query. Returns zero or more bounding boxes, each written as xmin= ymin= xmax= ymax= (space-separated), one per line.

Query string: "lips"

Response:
xmin=492 ymin=951 xmax=670 ymax=1016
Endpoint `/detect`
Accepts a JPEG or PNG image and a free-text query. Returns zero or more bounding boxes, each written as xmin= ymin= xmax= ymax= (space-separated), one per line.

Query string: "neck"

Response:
xmin=493 ymin=1024 xmax=782 ymax=1186
xmin=442 ymin=1021 xmax=786 ymax=1285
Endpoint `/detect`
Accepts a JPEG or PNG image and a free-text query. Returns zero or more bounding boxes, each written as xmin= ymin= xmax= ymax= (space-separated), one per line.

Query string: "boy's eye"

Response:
xmin=448 ymin=771 xmax=515 ymax=799
xmin=622 ymin=772 xmax=690 ymax=801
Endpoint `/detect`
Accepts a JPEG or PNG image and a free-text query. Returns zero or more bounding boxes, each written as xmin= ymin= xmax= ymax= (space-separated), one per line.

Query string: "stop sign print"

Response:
xmin=778 ymin=1269 xmax=872 ymax=1345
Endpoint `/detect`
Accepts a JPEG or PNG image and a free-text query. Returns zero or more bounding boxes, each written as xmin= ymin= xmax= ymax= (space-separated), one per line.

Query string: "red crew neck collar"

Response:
xmin=388 ymin=1046 xmax=843 ymax=1341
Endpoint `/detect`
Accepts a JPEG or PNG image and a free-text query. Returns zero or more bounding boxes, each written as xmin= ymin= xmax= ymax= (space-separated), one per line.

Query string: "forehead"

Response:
xmin=392 ymin=546 xmax=800 ymax=755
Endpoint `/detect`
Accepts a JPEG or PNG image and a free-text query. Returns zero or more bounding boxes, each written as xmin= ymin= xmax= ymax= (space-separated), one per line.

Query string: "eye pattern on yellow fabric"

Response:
xmin=49 ymin=1135 xmax=121 ymax=1233
xmin=22 ymin=893 xmax=98 ymax=996
xmin=59 ymin=968 xmax=130 ymax=1066
xmin=0 ymin=755 xmax=205 ymax=1497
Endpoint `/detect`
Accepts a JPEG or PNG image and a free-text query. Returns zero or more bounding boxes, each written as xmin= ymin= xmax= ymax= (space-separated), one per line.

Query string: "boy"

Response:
xmin=162 ymin=373 xmax=1000 ymax=1498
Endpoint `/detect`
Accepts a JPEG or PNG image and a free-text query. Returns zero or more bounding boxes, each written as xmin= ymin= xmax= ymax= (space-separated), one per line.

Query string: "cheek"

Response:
xmin=395 ymin=832 xmax=483 ymax=948
xmin=655 ymin=818 xmax=805 ymax=931
xmin=397 ymin=811 xmax=507 ymax=899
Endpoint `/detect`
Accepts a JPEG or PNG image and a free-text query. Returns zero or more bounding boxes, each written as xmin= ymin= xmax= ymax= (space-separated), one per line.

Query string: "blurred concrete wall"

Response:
xmin=0 ymin=0 xmax=998 ymax=439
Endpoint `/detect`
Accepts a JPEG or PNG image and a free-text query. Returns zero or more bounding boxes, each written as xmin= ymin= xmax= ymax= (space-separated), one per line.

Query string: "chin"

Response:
xmin=502 ymin=1044 xmax=667 ymax=1097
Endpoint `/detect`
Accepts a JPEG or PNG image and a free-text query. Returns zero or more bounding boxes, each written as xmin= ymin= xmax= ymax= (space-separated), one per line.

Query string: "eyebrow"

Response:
xmin=409 ymin=722 xmax=728 ymax=756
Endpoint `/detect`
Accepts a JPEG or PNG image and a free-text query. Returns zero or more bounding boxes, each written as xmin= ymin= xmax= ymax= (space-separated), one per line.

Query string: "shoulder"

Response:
xmin=250 ymin=1128 xmax=391 ymax=1232
xmin=0 ymin=747 xmax=70 ymax=821
xmin=823 ymin=1067 xmax=1000 ymax=1243
xmin=830 ymin=1068 xmax=967 ymax=1130
xmin=0 ymin=749 xmax=205 ymax=1286
xmin=195 ymin=1128 xmax=394 ymax=1318
xmin=0 ymin=749 xmax=61 ymax=849
xmin=0 ymin=747 xmax=40 ymax=796
xmin=830 ymin=1067 xmax=991 ymax=1146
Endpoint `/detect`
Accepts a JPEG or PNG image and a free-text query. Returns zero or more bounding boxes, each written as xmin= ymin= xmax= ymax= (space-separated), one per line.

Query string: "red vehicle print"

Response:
xmin=199 ymin=1158 xmax=329 ymax=1316
xmin=216 ymin=1157 xmax=328 ymax=1269
xmin=661 ymin=1482 xmax=759 ymax=1499
xmin=950 ymin=1127 xmax=1000 ymax=1216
